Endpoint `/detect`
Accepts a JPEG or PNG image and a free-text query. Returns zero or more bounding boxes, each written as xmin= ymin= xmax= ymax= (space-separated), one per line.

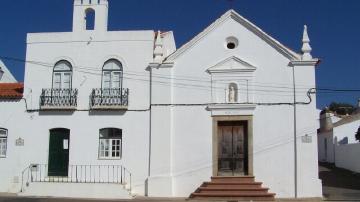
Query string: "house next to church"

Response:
xmin=0 ymin=0 xmax=322 ymax=200
xmin=318 ymin=102 xmax=360 ymax=173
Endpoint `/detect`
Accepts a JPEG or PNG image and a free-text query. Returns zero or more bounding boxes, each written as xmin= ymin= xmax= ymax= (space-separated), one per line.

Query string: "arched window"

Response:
xmin=228 ymin=83 xmax=238 ymax=103
xmin=99 ymin=128 xmax=122 ymax=159
xmin=102 ymin=59 xmax=123 ymax=89
xmin=85 ymin=8 xmax=95 ymax=30
xmin=52 ymin=61 xmax=72 ymax=89
xmin=0 ymin=128 xmax=8 ymax=158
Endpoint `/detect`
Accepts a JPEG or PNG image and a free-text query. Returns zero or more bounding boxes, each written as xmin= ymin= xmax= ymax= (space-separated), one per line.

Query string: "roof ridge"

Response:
xmin=164 ymin=9 xmax=301 ymax=62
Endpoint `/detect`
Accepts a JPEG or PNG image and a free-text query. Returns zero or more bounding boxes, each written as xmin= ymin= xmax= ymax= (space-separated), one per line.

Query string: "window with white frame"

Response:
xmin=102 ymin=59 xmax=123 ymax=89
xmin=52 ymin=60 xmax=72 ymax=89
xmin=0 ymin=128 xmax=8 ymax=158
xmin=99 ymin=128 xmax=122 ymax=159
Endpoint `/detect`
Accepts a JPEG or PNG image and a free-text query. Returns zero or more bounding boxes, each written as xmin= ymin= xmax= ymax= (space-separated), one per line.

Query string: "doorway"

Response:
xmin=212 ymin=116 xmax=253 ymax=177
xmin=48 ymin=128 xmax=70 ymax=176
xmin=217 ymin=121 xmax=248 ymax=176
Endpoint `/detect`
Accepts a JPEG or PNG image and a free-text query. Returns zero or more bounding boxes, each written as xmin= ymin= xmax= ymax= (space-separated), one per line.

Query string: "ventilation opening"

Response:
xmin=227 ymin=42 xmax=236 ymax=49
xmin=225 ymin=36 xmax=239 ymax=50
xmin=85 ymin=8 xmax=95 ymax=30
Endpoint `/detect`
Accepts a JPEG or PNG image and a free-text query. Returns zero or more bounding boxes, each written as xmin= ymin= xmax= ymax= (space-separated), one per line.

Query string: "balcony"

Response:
xmin=40 ymin=88 xmax=78 ymax=110
xmin=90 ymin=88 xmax=129 ymax=110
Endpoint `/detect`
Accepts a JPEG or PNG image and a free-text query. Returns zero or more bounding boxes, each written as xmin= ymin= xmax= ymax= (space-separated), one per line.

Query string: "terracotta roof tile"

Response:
xmin=0 ymin=83 xmax=24 ymax=99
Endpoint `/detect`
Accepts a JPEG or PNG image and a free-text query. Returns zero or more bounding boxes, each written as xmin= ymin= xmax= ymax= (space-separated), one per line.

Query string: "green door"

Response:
xmin=48 ymin=128 xmax=70 ymax=176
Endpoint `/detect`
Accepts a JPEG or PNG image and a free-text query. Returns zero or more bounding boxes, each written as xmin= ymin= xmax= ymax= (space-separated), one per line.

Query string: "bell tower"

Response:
xmin=73 ymin=0 xmax=108 ymax=32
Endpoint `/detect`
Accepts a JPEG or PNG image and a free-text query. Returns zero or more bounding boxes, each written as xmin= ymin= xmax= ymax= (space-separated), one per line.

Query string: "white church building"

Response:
xmin=0 ymin=0 xmax=322 ymax=200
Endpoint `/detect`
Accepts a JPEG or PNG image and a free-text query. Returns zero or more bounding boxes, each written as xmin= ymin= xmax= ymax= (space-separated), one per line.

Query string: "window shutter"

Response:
xmin=63 ymin=73 xmax=71 ymax=89
xmin=0 ymin=129 xmax=7 ymax=137
xmin=112 ymin=72 xmax=121 ymax=88
xmin=103 ymin=72 xmax=111 ymax=89
xmin=53 ymin=73 xmax=61 ymax=89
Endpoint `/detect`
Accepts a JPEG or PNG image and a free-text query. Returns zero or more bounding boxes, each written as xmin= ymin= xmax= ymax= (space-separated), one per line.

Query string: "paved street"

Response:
xmin=319 ymin=162 xmax=360 ymax=201
xmin=3 ymin=163 xmax=360 ymax=202
xmin=0 ymin=196 xmax=189 ymax=202
xmin=0 ymin=196 xmax=326 ymax=202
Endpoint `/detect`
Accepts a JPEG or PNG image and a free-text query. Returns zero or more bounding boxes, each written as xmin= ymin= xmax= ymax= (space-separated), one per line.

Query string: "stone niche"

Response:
xmin=206 ymin=56 xmax=257 ymax=104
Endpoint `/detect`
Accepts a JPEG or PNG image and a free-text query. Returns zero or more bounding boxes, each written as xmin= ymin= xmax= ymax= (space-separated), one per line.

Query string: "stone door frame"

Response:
xmin=212 ymin=115 xmax=253 ymax=176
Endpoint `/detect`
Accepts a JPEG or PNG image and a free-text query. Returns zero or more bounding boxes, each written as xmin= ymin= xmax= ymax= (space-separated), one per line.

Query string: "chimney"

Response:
xmin=320 ymin=107 xmax=333 ymax=132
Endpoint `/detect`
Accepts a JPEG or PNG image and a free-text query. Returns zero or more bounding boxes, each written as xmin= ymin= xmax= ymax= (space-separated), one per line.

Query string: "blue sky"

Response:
xmin=0 ymin=0 xmax=359 ymax=108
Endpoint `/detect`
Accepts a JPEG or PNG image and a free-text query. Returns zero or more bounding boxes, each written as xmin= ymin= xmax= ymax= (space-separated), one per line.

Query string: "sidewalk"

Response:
xmin=0 ymin=194 xmax=325 ymax=202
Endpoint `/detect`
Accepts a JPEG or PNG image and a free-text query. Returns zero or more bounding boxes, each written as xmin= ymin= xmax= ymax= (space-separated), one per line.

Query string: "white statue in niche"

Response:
xmin=228 ymin=83 xmax=238 ymax=103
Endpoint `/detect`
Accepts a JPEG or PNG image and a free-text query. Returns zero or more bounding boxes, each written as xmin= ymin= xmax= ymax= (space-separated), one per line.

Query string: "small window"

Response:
xmin=99 ymin=128 xmax=122 ymax=159
xmin=227 ymin=42 xmax=236 ymax=49
xmin=0 ymin=128 xmax=8 ymax=158
xmin=85 ymin=8 xmax=95 ymax=30
xmin=225 ymin=36 xmax=239 ymax=50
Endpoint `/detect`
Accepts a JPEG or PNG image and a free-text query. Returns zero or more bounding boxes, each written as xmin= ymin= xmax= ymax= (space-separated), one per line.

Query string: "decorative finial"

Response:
xmin=154 ymin=31 xmax=163 ymax=63
xmin=301 ymin=25 xmax=312 ymax=60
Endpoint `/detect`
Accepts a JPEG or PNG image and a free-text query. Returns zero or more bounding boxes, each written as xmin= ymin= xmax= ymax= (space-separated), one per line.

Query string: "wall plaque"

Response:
xmin=301 ymin=135 xmax=312 ymax=143
xmin=15 ymin=138 xmax=24 ymax=146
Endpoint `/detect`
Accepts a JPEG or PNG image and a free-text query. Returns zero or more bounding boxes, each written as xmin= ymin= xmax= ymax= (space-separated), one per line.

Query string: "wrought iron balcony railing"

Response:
xmin=40 ymin=88 xmax=78 ymax=110
xmin=90 ymin=88 xmax=129 ymax=109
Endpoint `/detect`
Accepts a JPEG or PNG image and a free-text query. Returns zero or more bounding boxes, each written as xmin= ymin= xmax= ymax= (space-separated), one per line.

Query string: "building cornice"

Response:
xmin=289 ymin=59 xmax=320 ymax=67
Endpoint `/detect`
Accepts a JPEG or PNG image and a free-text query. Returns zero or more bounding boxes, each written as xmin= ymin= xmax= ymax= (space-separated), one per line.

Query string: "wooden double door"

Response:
xmin=217 ymin=121 xmax=248 ymax=176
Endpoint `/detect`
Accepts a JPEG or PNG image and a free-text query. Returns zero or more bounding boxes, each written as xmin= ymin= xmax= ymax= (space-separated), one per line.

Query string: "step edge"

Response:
xmin=191 ymin=193 xmax=276 ymax=196
xmin=211 ymin=176 xmax=255 ymax=178
xmin=204 ymin=181 xmax=263 ymax=185
xmin=198 ymin=187 xmax=269 ymax=190
xmin=192 ymin=192 xmax=276 ymax=196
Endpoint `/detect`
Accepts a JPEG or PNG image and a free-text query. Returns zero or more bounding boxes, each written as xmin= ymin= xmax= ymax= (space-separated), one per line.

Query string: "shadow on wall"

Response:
xmin=339 ymin=137 xmax=349 ymax=145
xmin=39 ymin=111 xmax=75 ymax=116
xmin=38 ymin=110 xmax=128 ymax=116
xmin=88 ymin=110 xmax=127 ymax=116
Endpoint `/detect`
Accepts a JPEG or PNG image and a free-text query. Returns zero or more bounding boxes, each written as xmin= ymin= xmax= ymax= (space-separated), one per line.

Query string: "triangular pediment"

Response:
xmin=206 ymin=56 xmax=256 ymax=73
xmin=165 ymin=9 xmax=301 ymax=62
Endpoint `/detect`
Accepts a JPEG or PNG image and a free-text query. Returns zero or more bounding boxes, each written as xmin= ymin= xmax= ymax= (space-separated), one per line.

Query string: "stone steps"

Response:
xmin=189 ymin=176 xmax=275 ymax=201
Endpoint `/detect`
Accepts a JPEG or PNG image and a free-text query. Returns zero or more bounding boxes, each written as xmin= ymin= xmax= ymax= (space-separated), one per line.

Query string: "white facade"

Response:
xmin=0 ymin=0 xmax=322 ymax=199
xmin=0 ymin=99 xmax=25 ymax=192
xmin=334 ymin=143 xmax=360 ymax=173
xmin=148 ymin=12 xmax=321 ymax=197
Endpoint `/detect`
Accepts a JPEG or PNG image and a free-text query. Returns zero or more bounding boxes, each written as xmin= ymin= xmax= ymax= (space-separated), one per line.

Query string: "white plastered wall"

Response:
xmin=2 ymin=28 xmax=155 ymax=197
xmin=156 ymin=16 xmax=323 ymax=197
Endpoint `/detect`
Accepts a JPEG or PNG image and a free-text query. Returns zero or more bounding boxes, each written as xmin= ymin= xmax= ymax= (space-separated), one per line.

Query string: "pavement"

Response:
xmin=319 ymin=162 xmax=360 ymax=201
xmin=0 ymin=163 xmax=359 ymax=202
xmin=0 ymin=195 xmax=327 ymax=202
